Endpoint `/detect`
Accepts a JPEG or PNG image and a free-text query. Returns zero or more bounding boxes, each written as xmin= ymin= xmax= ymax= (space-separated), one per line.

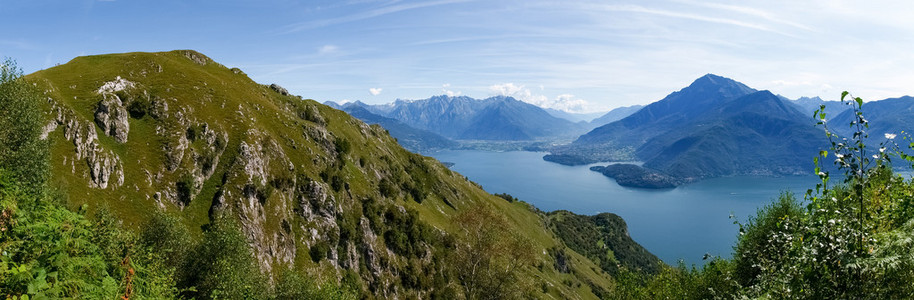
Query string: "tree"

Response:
xmin=451 ymin=205 xmax=536 ymax=299
xmin=0 ymin=58 xmax=49 ymax=195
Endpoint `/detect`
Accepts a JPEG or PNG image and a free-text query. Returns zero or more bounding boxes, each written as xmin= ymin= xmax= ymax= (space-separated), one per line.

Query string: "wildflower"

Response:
xmin=885 ymin=133 xmax=897 ymax=139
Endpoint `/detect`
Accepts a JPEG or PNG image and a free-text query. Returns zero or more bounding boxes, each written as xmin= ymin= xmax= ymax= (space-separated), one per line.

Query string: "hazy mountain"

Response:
xmin=575 ymin=74 xmax=757 ymax=147
xmin=544 ymin=108 xmax=606 ymax=123
xmin=636 ymin=90 xmax=824 ymax=179
xmin=789 ymin=96 xmax=850 ymax=120
xmin=330 ymin=102 xmax=459 ymax=153
xmin=830 ymin=96 xmax=914 ymax=142
xmin=365 ymin=95 xmax=586 ymax=140
xmin=549 ymin=74 xmax=826 ymax=183
xmin=589 ymin=104 xmax=644 ymax=127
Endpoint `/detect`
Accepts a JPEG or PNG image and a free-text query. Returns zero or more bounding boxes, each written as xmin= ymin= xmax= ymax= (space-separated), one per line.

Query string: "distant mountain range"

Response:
xmin=333 ymin=95 xmax=588 ymax=141
xmin=830 ymin=96 xmax=914 ymax=144
xmin=544 ymin=108 xmax=606 ymax=123
xmin=326 ymin=102 xmax=458 ymax=153
xmin=588 ymin=105 xmax=644 ymax=126
xmin=787 ymin=96 xmax=850 ymax=120
xmin=549 ymin=74 xmax=828 ymax=186
xmin=327 ymin=74 xmax=913 ymax=188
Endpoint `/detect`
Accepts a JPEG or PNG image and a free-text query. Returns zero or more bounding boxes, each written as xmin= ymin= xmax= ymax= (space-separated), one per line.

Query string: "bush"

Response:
xmin=732 ymin=192 xmax=803 ymax=287
xmin=0 ymin=58 xmax=49 ymax=194
xmin=184 ymin=216 xmax=269 ymax=300
xmin=127 ymin=96 xmax=151 ymax=119
xmin=139 ymin=211 xmax=193 ymax=283
xmin=494 ymin=193 xmax=517 ymax=203
xmin=310 ymin=240 xmax=331 ymax=262
xmin=175 ymin=173 xmax=196 ymax=206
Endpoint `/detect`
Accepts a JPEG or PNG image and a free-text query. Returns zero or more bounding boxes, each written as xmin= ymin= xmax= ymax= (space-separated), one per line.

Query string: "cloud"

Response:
xmin=590 ymin=4 xmax=795 ymax=37
xmin=318 ymin=45 xmax=338 ymax=55
xmin=369 ymin=87 xmax=382 ymax=95
xmin=489 ymin=83 xmax=530 ymax=98
xmin=280 ymin=0 xmax=473 ymax=33
xmin=673 ymin=0 xmax=813 ymax=31
xmin=442 ymin=83 xmax=462 ymax=97
xmin=489 ymin=83 xmax=605 ymax=113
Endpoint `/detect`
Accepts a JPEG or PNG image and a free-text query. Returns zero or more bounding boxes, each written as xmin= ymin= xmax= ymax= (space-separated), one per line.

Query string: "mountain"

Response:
xmin=363 ymin=95 xmax=586 ymax=141
xmin=789 ymin=96 xmax=850 ymax=120
xmin=589 ymin=104 xmax=644 ymax=127
xmin=635 ymin=90 xmax=824 ymax=179
xmin=326 ymin=101 xmax=458 ymax=153
xmin=548 ymin=74 xmax=825 ymax=184
xmin=23 ymin=50 xmax=634 ymax=298
xmin=830 ymin=96 xmax=914 ymax=143
xmin=544 ymin=108 xmax=606 ymax=123
xmin=575 ymin=74 xmax=756 ymax=147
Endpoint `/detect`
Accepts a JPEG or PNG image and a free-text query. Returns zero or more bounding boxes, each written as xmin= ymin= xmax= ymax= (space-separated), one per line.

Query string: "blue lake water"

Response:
xmin=429 ymin=150 xmax=821 ymax=266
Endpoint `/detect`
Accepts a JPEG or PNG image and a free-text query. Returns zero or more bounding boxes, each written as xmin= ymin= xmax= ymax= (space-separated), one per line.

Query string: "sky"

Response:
xmin=2 ymin=0 xmax=913 ymax=113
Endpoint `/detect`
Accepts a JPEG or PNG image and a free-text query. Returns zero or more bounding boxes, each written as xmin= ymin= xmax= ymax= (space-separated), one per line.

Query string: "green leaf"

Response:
xmin=855 ymin=97 xmax=863 ymax=108
xmin=841 ymin=91 xmax=849 ymax=101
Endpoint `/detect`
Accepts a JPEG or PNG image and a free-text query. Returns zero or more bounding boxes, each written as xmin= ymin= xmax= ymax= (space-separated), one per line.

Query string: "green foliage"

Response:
xmin=309 ymin=240 xmax=330 ymax=262
xmin=0 ymin=171 xmax=179 ymax=299
xmin=493 ymin=193 xmax=516 ymax=203
xmin=138 ymin=211 xmax=194 ymax=286
xmin=378 ymin=178 xmax=398 ymax=198
xmin=274 ymin=268 xmax=356 ymax=300
xmin=184 ymin=216 xmax=270 ymax=300
xmin=732 ymin=192 xmax=803 ymax=287
xmin=548 ymin=210 xmax=660 ymax=275
xmin=0 ymin=58 xmax=49 ymax=194
xmin=175 ymin=172 xmax=196 ymax=206
xmin=127 ymin=93 xmax=151 ymax=119
xmin=381 ymin=205 xmax=430 ymax=257
xmin=452 ymin=205 xmax=536 ymax=299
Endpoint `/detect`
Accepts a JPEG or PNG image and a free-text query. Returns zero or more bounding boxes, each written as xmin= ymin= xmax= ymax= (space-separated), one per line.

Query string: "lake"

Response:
xmin=429 ymin=150 xmax=821 ymax=266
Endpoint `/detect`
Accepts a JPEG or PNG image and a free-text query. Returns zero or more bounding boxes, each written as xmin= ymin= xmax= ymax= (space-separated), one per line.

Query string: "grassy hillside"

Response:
xmin=22 ymin=50 xmax=623 ymax=298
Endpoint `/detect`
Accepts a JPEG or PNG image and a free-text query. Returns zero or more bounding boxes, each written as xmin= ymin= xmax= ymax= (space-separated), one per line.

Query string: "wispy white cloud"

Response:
xmin=318 ymin=45 xmax=339 ymax=55
xmin=587 ymin=4 xmax=796 ymax=37
xmin=673 ymin=0 xmax=814 ymax=31
xmin=280 ymin=0 xmax=473 ymax=33
xmin=369 ymin=87 xmax=383 ymax=95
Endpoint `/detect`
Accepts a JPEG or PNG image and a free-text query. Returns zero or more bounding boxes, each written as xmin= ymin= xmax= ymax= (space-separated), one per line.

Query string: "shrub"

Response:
xmin=0 ymin=58 xmax=49 ymax=194
xmin=310 ymin=240 xmax=331 ymax=262
xmin=127 ymin=96 xmax=151 ymax=119
xmin=183 ymin=216 xmax=269 ymax=300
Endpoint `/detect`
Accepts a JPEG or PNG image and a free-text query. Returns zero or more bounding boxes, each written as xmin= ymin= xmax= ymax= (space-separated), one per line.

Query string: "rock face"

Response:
xmin=53 ymin=104 xmax=125 ymax=189
xmin=96 ymin=76 xmax=135 ymax=94
xmin=270 ymin=83 xmax=289 ymax=96
xmin=181 ymin=50 xmax=209 ymax=65
xmin=94 ymin=76 xmax=134 ymax=143
xmin=94 ymin=94 xmax=130 ymax=143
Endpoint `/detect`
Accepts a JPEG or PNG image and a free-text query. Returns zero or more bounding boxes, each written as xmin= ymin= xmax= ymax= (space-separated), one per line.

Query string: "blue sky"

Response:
xmin=2 ymin=0 xmax=913 ymax=112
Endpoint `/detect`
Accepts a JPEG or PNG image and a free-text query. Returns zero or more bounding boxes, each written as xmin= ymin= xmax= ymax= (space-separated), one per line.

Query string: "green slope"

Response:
xmin=25 ymin=50 xmax=625 ymax=299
